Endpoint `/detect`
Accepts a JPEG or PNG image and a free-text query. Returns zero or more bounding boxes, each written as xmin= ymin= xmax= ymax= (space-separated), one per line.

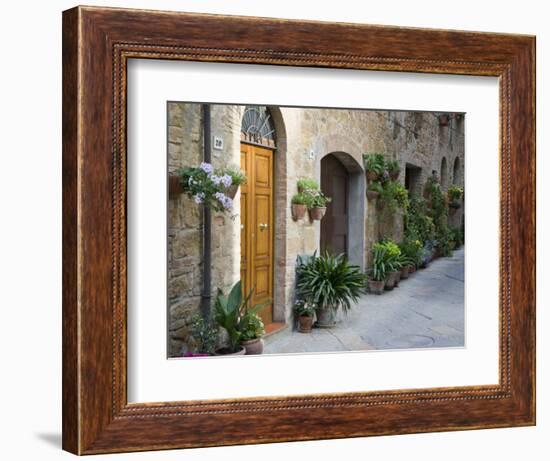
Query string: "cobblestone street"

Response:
xmin=264 ymin=248 xmax=465 ymax=354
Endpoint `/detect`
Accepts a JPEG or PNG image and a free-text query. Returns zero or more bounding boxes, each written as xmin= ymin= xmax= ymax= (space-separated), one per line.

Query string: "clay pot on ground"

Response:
xmin=214 ymin=346 xmax=246 ymax=356
xmin=225 ymin=184 xmax=239 ymax=199
xmin=385 ymin=271 xmax=400 ymax=290
xmin=366 ymin=171 xmax=378 ymax=182
xmin=298 ymin=315 xmax=314 ymax=333
xmin=366 ymin=190 xmax=379 ymax=201
xmin=240 ymin=338 xmax=264 ymax=355
xmin=315 ymin=307 xmax=337 ymax=328
xmin=309 ymin=206 xmax=327 ymax=221
xmin=400 ymin=265 xmax=411 ymax=280
xmin=368 ymin=279 xmax=385 ymax=295
xmin=291 ymin=203 xmax=307 ymax=220
xmin=408 ymin=264 xmax=417 ymax=274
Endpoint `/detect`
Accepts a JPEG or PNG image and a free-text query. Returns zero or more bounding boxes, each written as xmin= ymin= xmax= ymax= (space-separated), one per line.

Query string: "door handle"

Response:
xmin=259 ymin=223 xmax=268 ymax=231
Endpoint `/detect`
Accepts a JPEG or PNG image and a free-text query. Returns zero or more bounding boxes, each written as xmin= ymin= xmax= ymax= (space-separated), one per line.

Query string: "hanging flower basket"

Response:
xmin=309 ymin=206 xmax=327 ymax=221
xmin=174 ymin=162 xmax=246 ymax=212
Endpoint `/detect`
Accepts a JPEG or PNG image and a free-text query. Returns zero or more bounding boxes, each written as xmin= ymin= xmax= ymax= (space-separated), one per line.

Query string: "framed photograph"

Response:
xmin=62 ymin=6 xmax=535 ymax=455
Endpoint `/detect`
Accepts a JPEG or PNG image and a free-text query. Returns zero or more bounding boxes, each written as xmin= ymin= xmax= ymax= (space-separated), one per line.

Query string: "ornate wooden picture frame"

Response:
xmin=62 ymin=6 xmax=535 ymax=455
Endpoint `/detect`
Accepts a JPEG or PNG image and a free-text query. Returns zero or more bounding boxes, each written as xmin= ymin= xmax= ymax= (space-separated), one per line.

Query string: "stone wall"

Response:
xmin=167 ymin=103 xmax=464 ymax=356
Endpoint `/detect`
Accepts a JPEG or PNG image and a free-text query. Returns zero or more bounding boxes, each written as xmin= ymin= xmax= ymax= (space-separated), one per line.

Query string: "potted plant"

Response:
xmin=375 ymin=240 xmax=402 ymax=290
xmin=386 ymin=160 xmax=400 ymax=180
xmin=213 ymin=281 xmax=246 ymax=355
xmin=399 ymin=238 xmax=423 ymax=277
xmin=291 ymin=193 xmax=308 ymax=220
xmin=438 ymin=113 xmax=450 ymax=126
xmin=363 ymin=153 xmax=386 ymax=182
xmin=367 ymin=244 xmax=387 ymax=295
xmin=296 ymin=252 xmax=366 ymax=328
xmin=447 ymin=185 xmax=463 ymax=212
xmin=239 ymin=309 xmax=265 ymax=355
xmin=294 ymin=299 xmax=316 ymax=333
xmin=306 ymin=190 xmax=331 ymax=220
xmin=367 ymin=180 xmax=382 ymax=201
xmin=176 ymin=162 xmax=247 ymax=212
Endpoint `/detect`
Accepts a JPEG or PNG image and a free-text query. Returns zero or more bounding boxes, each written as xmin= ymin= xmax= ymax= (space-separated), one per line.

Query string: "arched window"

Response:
xmin=453 ymin=157 xmax=460 ymax=185
xmin=440 ymin=157 xmax=448 ymax=189
xmin=241 ymin=106 xmax=276 ymax=147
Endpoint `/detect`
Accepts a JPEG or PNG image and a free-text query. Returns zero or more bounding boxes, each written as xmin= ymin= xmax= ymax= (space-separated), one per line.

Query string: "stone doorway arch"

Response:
xmin=319 ymin=151 xmax=365 ymax=271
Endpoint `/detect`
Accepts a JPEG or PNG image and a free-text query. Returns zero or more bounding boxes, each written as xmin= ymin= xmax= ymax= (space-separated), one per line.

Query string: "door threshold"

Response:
xmin=264 ymin=322 xmax=288 ymax=338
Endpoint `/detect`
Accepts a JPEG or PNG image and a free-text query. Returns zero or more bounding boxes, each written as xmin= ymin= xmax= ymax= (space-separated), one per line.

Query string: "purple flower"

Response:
xmin=194 ymin=192 xmax=205 ymax=204
xmin=221 ymin=174 xmax=232 ymax=188
xmin=199 ymin=162 xmax=213 ymax=175
xmin=214 ymin=192 xmax=233 ymax=210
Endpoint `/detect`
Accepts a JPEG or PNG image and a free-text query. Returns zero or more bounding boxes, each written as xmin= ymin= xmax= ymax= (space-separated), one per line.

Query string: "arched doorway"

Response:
xmin=319 ymin=152 xmax=365 ymax=270
xmin=453 ymin=157 xmax=460 ymax=184
xmin=240 ymin=106 xmax=275 ymax=325
xmin=320 ymin=155 xmax=349 ymax=256
xmin=440 ymin=157 xmax=448 ymax=189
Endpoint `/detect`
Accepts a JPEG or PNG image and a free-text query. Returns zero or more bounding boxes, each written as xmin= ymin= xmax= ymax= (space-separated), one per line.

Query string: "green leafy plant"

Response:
xmin=239 ymin=311 xmax=265 ymax=341
xmin=376 ymin=180 xmax=409 ymax=212
xmin=363 ymin=153 xmax=386 ymax=178
xmin=399 ymin=238 xmax=423 ymax=267
xmin=294 ymin=299 xmax=317 ymax=317
xmin=386 ymin=159 xmax=400 ymax=177
xmin=435 ymin=225 xmax=453 ymax=257
xmin=291 ymin=193 xmax=308 ymax=205
xmin=305 ymin=190 xmax=332 ymax=208
xmin=405 ymin=195 xmax=435 ymax=244
xmin=369 ymin=244 xmax=389 ymax=282
xmin=449 ymin=226 xmax=464 ymax=246
xmin=447 ymin=185 xmax=464 ymax=202
xmin=213 ymin=281 xmax=265 ymax=353
xmin=297 ymin=178 xmax=319 ymax=192
xmin=296 ymin=253 xmax=366 ymax=313
xmin=189 ymin=313 xmax=218 ymax=355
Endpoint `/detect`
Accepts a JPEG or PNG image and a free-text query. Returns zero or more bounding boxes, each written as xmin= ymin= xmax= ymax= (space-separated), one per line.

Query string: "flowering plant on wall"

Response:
xmin=177 ymin=162 xmax=246 ymax=212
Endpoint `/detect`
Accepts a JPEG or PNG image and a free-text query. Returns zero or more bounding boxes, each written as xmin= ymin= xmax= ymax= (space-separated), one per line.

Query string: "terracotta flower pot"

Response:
xmin=240 ymin=338 xmax=264 ymax=355
xmin=291 ymin=203 xmax=307 ymax=220
xmin=394 ymin=270 xmax=401 ymax=286
xmin=385 ymin=271 xmax=400 ymax=290
xmin=309 ymin=206 xmax=327 ymax=221
xmin=366 ymin=190 xmax=379 ymax=201
xmin=225 ymin=184 xmax=239 ymax=199
xmin=298 ymin=315 xmax=314 ymax=333
xmin=408 ymin=264 xmax=417 ymax=274
xmin=438 ymin=114 xmax=449 ymax=126
xmin=389 ymin=170 xmax=400 ymax=181
xmin=400 ymin=265 xmax=411 ymax=279
xmin=368 ymin=279 xmax=385 ymax=295
xmin=366 ymin=171 xmax=378 ymax=182
xmin=214 ymin=346 xmax=246 ymax=356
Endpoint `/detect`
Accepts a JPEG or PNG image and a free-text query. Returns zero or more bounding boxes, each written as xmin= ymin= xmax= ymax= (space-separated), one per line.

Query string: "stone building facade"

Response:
xmin=167 ymin=103 xmax=464 ymax=356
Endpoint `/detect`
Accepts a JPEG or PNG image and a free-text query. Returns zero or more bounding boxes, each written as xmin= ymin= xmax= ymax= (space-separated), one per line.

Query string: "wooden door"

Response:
xmin=320 ymin=155 xmax=349 ymax=256
xmin=240 ymin=143 xmax=274 ymax=324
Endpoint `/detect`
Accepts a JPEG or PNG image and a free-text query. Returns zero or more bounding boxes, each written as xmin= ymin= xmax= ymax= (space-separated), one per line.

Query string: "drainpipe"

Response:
xmin=201 ymin=104 xmax=212 ymax=319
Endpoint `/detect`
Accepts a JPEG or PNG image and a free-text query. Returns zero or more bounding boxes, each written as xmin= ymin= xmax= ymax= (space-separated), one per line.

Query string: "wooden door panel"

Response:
xmin=240 ymin=143 xmax=273 ymax=325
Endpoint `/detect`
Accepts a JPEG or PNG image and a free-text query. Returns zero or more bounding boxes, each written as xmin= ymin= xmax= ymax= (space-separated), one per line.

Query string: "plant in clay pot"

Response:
xmin=363 ymin=153 xmax=386 ymax=182
xmin=238 ymin=309 xmax=265 ymax=355
xmin=291 ymin=193 xmax=308 ymax=220
xmin=447 ymin=185 xmax=464 ymax=211
xmin=367 ymin=180 xmax=382 ymax=201
xmin=296 ymin=252 xmax=366 ymax=328
xmin=367 ymin=245 xmax=388 ymax=295
xmin=375 ymin=240 xmax=402 ymax=290
xmin=386 ymin=160 xmax=401 ymax=180
xmin=294 ymin=299 xmax=316 ymax=333
xmin=305 ymin=190 xmax=331 ymax=221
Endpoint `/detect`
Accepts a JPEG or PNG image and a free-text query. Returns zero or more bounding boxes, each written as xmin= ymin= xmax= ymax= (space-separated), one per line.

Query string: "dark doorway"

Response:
xmin=405 ymin=163 xmax=422 ymax=195
xmin=320 ymin=154 xmax=349 ymax=256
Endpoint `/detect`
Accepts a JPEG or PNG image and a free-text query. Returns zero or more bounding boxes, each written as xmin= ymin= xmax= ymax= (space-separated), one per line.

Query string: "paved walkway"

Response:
xmin=264 ymin=247 xmax=465 ymax=354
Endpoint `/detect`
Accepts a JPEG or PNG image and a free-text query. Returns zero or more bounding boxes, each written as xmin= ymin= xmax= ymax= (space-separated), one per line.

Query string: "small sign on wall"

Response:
xmin=213 ymin=136 xmax=224 ymax=150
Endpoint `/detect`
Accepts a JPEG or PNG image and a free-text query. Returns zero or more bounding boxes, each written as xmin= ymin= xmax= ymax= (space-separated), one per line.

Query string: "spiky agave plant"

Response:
xmin=296 ymin=252 xmax=366 ymax=313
